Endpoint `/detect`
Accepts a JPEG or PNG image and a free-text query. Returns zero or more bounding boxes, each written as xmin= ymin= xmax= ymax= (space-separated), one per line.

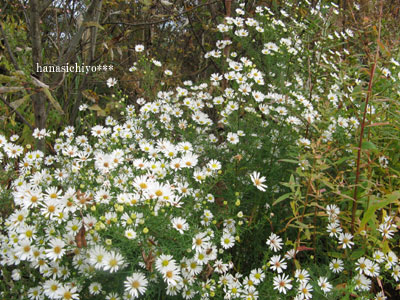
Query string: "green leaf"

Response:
xmin=359 ymin=191 xmax=400 ymax=229
xmin=295 ymin=221 xmax=313 ymax=230
xmin=84 ymin=21 xmax=104 ymax=30
xmin=382 ymin=240 xmax=390 ymax=254
xmin=273 ymin=193 xmax=292 ymax=206
xmin=327 ymin=252 xmax=344 ymax=258
xmin=377 ymin=40 xmax=390 ymax=57
xmin=10 ymin=94 xmax=30 ymax=110
xmin=350 ymin=248 xmax=365 ymax=260
xmin=294 ymin=259 xmax=301 ymax=269
xmin=279 ymin=159 xmax=298 ymax=164
xmin=290 ymin=201 xmax=297 ymax=215
xmin=42 ymin=87 xmax=64 ymax=114
xmin=0 ymin=86 xmax=24 ymax=93
xmin=361 ymin=141 xmax=378 ymax=151
xmin=304 ymin=228 xmax=311 ymax=240
xmin=140 ymin=0 xmax=153 ymax=6
xmin=0 ymin=74 xmax=17 ymax=83
xmin=332 ymin=156 xmax=350 ymax=166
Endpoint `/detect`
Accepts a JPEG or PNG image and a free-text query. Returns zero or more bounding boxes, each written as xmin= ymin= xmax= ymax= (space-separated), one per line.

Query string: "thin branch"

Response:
xmin=0 ymin=96 xmax=33 ymax=130
xmin=101 ymin=0 xmax=219 ymax=27
xmin=0 ymin=21 xmax=20 ymax=70
xmin=58 ymin=0 xmax=102 ymax=65
xmin=1 ymin=2 xmax=9 ymax=16
xmin=187 ymin=11 xmax=222 ymax=74
xmin=39 ymin=0 xmax=54 ymax=16
xmin=89 ymin=0 xmax=103 ymax=63
xmin=48 ymin=35 xmax=61 ymax=56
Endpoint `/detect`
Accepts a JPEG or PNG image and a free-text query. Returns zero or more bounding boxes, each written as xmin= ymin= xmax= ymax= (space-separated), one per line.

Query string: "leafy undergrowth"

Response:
xmin=1 ymin=1 xmax=400 ymax=299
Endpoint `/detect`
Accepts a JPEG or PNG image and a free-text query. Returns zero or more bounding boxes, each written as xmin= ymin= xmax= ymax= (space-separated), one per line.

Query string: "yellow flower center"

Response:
xmin=166 ymin=271 xmax=173 ymax=278
xmin=131 ymin=281 xmax=140 ymax=289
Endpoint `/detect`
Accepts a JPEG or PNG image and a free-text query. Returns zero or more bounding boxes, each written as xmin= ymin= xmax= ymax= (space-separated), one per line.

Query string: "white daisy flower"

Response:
xmin=273 ymin=273 xmax=292 ymax=294
xmin=124 ymin=272 xmax=148 ymax=298
xmin=250 ymin=171 xmax=267 ymax=192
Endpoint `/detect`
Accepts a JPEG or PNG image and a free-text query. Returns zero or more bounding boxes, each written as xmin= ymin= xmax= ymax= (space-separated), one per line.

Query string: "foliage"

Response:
xmin=0 ymin=0 xmax=225 ymax=142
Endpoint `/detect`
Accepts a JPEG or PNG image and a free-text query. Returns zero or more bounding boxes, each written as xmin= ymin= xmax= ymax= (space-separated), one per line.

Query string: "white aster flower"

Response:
xmin=338 ymin=232 xmax=354 ymax=249
xmin=317 ymin=276 xmax=332 ymax=293
xmin=330 ymin=258 xmax=344 ymax=273
xmin=106 ymin=77 xmax=117 ymax=87
xmin=45 ymin=238 xmax=66 ymax=261
xmin=269 ymin=255 xmax=287 ymax=273
xmin=221 ymin=233 xmax=235 ymax=249
xmin=135 ymin=44 xmax=145 ymax=52
xmin=273 ymin=273 xmax=292 ymax=294
xmin=124 ymin=272 xmax=148 ymax=298
xmin=266 ymin=233 xmax=283 ymax=252
xmin=250 ymin=171 xmax=267 ymax=192
xmin=171 ymin=217 xmax=189 ymax=234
